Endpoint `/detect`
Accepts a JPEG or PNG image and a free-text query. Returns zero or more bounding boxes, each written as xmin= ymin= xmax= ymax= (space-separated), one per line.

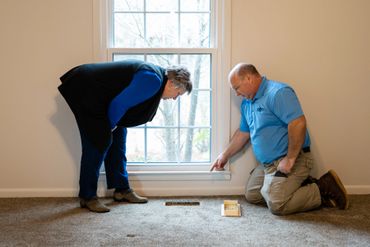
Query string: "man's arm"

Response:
xmin=277 ymin=115 xmax=307 ymax=174
xmin=210 ymin=129 xmax=250 ymax=171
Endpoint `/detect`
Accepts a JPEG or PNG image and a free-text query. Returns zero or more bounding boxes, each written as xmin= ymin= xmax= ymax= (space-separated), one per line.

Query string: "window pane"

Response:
xmin=180 ymin=13 xmax=210 ymax=47
xmin=147 ymin=54 xmax=178 ymax=67
xmin=180 ymin=0 xmax=210 ymax=11
xmin=126 ymin=128 xmax=145 ymax=162
xmin=180 ymin=90 xmax=210 ymax=127
xmin=114 ymin=0 xmax=143 ymax=11
xmin=180 ymin=54 xmax=211 ymax=89
xmin=113 ymin=54 xmax=145 ymax=61
xmin=114 ymin=13 xmax=144 ymax=47
xmin=146 ymin=0 xmax=177 ymax=11
xmin=180 ymin=128 xmax=210 ymax=162
xmin=113 ymin=2 xmax=212 ymax=48
xmin=148 ymin=100 xmax=179 ymax=127
xmin=147 ymin=128 xmax=178 ymax=162
xmin=146 ymin=13 xmax=178 ymax=47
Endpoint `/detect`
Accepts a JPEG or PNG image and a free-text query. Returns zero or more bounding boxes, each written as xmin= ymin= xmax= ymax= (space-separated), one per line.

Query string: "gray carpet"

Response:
xmin=0 ymin=195 xmax=369 ymax=247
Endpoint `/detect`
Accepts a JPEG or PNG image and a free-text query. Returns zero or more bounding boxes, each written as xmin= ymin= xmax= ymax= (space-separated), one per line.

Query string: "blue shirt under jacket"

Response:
xmin=239 ymin=77 xmax=310 ymax=164
xmin=108 ymin=69 xmax=162 ymax=129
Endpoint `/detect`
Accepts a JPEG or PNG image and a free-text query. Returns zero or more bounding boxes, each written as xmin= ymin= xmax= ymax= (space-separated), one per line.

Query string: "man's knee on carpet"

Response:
xmin=267 ymin=200 xmax=288 ymax=216
xmin=245 ymin=189 xmax=264 ymax=204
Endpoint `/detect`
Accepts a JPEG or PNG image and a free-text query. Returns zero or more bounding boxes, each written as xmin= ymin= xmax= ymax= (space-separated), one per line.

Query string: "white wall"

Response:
xmin=231 ymin=0 xmax=370 ymax=194
xmin=0 ymin=0 xmax=369 ymax=197
xmin=0 ymin=0 xmax=93 ymax=196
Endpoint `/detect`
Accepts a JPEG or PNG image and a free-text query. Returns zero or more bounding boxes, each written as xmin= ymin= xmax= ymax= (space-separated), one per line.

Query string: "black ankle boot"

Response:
xmin=317 ymin=170 xmax=349 ymax=209
xmin=301 ymin=175 xmax=318 ymax=186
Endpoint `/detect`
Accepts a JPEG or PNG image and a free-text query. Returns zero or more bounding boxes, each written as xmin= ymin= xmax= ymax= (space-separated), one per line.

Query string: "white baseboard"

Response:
xmin=0 ymin=188 xmax=78 ymax=198
xmin=345 ymin=185 xmax=370 ymax=194
xmin=0 ymin=185 xmax=369 ymax=198
xmin=124 ymin=186 xmax=245 ymax=197
xmin=0 ymin=186 xmax=245 ymax=198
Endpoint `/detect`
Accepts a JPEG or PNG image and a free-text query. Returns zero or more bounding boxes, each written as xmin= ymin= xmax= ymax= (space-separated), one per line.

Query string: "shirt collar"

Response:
xmin=248 ymin=76 xmax=267 ymax=102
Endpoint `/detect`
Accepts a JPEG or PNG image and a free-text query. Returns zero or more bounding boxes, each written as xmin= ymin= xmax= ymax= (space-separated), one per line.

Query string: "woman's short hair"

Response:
xmin=166 ymin=65 xmax=193 ymax=94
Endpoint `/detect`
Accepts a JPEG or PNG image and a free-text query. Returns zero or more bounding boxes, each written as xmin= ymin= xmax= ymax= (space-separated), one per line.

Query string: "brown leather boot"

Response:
xmin=113 ymin=189 xmax=148 ymax=203
xmin=80 ymin=197 xmax=110 ymax=213
xmin=301 ymin=176 xmax=336 ymax=207
xmin=317 ymin=170 xmax=349 ymax=209
xmin=301 ymin=176 xmax=335 ymax=208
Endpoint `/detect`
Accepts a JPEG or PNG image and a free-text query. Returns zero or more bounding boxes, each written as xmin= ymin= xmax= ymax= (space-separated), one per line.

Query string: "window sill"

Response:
xmin=101 ymin=170 xmax=230 ymax=181
xmin=128 ymin=170 xmax=230 ymax=181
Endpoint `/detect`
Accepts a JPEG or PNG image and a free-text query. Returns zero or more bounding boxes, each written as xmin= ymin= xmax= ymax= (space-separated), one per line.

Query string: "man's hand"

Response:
xmin=277 ymin=156 xmax=295 ymax=174
xmin=210 ymin=153 xmax=228 ymax=171
xmin=209 ymin=129 xmax=249 ymax=172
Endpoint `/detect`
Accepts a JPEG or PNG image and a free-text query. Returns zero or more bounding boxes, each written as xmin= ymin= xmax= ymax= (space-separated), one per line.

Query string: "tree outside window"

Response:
xmin=111 ymin=0 xmax=213 ymax=164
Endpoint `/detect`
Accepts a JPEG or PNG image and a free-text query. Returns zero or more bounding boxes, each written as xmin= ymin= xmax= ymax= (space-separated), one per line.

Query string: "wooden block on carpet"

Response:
xmin=221 ymin=200 xmax=241 ymax=217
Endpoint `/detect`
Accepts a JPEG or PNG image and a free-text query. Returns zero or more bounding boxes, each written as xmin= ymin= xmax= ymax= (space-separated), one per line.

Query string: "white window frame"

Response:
xmin=93 ymin=0 xmax=231 ymax=180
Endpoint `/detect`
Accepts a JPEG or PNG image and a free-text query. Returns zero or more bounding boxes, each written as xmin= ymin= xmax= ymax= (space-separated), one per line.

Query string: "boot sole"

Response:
xmin=113 ymin=197 xmax=148 ymax=203
xmin=113 ymin=196 xmax=148 ymax=203
xmin=80 ymin=200 xmax=110 ymax=213
xmin=328 ymin=169 xmax=349 ymax=209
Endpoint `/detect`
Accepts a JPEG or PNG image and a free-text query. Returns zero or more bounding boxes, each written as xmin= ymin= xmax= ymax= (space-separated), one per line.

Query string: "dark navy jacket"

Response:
xmin=58 ymin=59 xmax=167 ymax=152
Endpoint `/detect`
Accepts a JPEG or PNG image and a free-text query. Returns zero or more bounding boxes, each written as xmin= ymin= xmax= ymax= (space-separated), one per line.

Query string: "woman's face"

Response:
xmin=162 ymin=80 xmax=186 ymax=100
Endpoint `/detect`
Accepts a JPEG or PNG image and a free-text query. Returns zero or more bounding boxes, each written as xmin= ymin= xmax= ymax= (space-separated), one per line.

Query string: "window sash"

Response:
xmin=108 ymin=48 xmax=216 ymax=165
xmin=109 ymin=0 xmax=215 ymax=48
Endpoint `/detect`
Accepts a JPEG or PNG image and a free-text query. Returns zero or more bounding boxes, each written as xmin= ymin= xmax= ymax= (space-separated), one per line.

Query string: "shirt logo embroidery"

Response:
xmin=256 ymin=106 xmax=263 ymax=112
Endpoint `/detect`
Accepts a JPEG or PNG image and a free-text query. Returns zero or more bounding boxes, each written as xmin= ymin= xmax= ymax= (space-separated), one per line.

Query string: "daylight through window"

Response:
xmin=109 ymin=0 xmax=216 ymax=164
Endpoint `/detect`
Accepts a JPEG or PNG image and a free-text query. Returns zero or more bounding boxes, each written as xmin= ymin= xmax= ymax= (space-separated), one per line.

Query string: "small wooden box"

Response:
xmin=221 ymin=200 xmax=241 ymax=217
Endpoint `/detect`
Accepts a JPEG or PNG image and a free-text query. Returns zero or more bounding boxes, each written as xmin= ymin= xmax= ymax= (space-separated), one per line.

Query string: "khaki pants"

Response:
xmin=245 ymin=151 xmax=322 ymax=215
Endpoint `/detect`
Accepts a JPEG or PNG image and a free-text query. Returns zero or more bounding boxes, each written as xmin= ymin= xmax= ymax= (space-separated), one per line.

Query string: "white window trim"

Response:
xmin=93 ymin=0 xmax=231 ymax=180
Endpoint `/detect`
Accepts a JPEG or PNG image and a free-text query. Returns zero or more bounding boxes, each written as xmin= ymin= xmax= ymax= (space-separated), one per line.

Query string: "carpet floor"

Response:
xmin=0 ymin=195 xmax=369 ymax=247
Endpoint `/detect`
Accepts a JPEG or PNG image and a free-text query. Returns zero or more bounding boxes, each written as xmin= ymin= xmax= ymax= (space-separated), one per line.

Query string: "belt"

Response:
xmin=264 ymin=146 xmax=311 ymax=166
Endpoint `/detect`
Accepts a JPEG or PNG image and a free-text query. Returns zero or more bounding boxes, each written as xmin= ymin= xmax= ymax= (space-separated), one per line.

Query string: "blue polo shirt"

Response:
xmin=239 ymin=77 xmax=310 ymax=164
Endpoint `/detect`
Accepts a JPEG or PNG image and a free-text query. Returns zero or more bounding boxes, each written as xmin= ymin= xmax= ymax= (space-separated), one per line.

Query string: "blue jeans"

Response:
xmin=78 ymin=126 xmax=130 ymax=199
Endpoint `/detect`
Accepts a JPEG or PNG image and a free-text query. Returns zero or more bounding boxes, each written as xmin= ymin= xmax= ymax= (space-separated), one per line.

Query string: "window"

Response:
xmin=113 ymin=53 xmax=211 ymax=164
xmin=95 ymin=0 xmax=230 ymax=171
